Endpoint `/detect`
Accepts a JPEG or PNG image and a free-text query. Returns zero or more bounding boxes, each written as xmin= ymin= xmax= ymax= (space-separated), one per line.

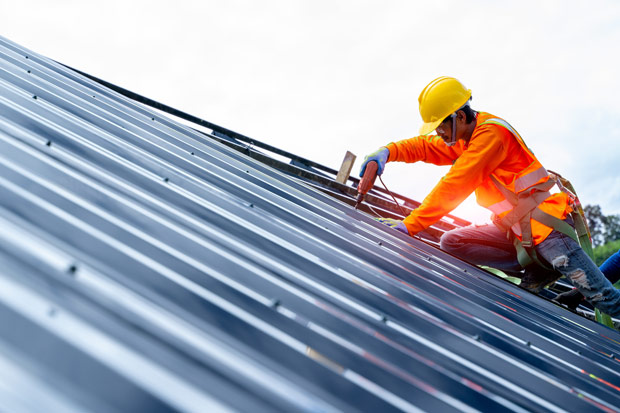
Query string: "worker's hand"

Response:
xmin=375 ymin=217 xmax=409 ymax=235
xmin=359 ymin=147 xmax=389 ymax=177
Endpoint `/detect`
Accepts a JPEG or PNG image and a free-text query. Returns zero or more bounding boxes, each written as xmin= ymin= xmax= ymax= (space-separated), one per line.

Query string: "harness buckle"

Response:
xmin=521 ymin=239 xmax=533 ymax=248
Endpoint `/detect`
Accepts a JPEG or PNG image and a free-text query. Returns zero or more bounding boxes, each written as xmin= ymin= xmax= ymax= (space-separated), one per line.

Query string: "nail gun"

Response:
xmin=354 ymin=161 xmax=379 ymax=209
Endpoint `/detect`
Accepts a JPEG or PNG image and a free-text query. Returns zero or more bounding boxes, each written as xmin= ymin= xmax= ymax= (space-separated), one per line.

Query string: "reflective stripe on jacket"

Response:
xmin=385 ymin=112 xmax=571 ymax=244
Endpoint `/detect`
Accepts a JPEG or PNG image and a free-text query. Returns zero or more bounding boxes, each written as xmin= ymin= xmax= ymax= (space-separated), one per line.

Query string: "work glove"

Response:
xmin=375 ymin=217 xmax=409 ymax=235
xmin=359 ymin=147 xmax=390 ymax=177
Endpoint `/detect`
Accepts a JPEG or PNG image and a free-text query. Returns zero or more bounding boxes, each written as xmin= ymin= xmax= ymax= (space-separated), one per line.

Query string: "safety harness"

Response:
xmin=480 ymin=119 xmax=590 ymax=270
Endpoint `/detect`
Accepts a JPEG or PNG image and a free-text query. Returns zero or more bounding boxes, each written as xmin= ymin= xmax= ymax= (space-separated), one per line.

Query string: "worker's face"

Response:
xmin=435 ymin=110 xmax=466 ymax=144
xmin=436 ymin=115 xmax=454 ymax=143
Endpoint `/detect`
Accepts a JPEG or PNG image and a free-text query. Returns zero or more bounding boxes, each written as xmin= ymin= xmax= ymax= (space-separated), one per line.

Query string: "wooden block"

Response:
xmin=335 ymin=151 xmax=356 ymax=184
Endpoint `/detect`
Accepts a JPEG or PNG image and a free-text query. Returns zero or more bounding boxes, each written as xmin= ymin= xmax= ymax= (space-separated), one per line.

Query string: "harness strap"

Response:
xmin=489 ymin=169 xmax=578 ymax=270
xmin=489 ymin=174 xmax=517 ymax=205
xmin=497 ymin=190 xmax=551 ymax=236
xmin=531 ymin=209 xmax=578 ymax=242
xmin=489 ymin=174 xmax=556 ymax=247
xmin=491 ymin=175 xmax=577 ymax=241
xmin=513 ymin=236 xmax=551 ymax=270
xmin=549 ymin=170 xmax=594 ymax=256
xmin=571 ymin=211 xmax=593 ymax=255
xmin=511 ymin=209 xmax=579 ymax=271
xmin=520 ymin=211 xmax=534 ymax=248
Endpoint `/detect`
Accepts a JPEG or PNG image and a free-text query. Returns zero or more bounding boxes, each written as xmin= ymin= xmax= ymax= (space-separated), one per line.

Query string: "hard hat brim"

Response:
xmin=419 ymin=118 xmax=444 ymax=136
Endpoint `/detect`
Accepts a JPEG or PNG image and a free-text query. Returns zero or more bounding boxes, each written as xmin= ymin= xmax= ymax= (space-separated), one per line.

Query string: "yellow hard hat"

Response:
xmin=418 ymin=76 xmax=471 ymax=135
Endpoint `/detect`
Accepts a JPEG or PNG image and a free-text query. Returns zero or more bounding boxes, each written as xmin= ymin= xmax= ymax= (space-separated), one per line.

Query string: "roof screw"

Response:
xmin=67 ymin=264 xmax=78 ymax=276
xmin=463 ymin=268 xmax=468 ymax=273
xmin=378 ymin=241 xmax=382 ymax=246
xmin=473 ymin=334 xmax=481 ymax=341
xmin=249 ymin=203 xmax=254 ymax=208
xmin=46 ymin=140 xmax=51 ymax=147
xmin=33 ymin=95 xmax=37 ymax=100
xmin=25 ymin=55 xmax=29 ymax=59
xmin=151 ymin=117 xmax=155 ymax=121
xmin=163 ymin=177 xmax=169 ymax=182
xmin=27 ymin=70 xmax=31 ymax=74
xmin=190 ymin=152 xmax=195 ymax=155
xmin=525 ymin=341 xmax=531 ymax=347
xmin=610 ymin=353 xmax=615 ymax=359
xmin=271 ymin=299 xmax=280 ymax=308
xmin=381 ymin=315 xmax=388 ymax=323
xmin=576 ymin=350 xmax=582 ymax=355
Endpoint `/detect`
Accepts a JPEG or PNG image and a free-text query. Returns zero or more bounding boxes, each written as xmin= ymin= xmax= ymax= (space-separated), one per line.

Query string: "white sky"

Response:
xmin=3 ymin=0 xmax=620 ymax=223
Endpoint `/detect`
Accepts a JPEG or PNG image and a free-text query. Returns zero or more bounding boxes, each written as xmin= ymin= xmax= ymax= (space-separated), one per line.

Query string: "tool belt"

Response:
xmin=490 ymin=171 xmax=589 ymax=270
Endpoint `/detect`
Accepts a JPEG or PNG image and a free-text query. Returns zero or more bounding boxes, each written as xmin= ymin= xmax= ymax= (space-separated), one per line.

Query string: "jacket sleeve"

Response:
xmin=401 ymin=126 xmax=509 ymax=234
xmin=386 ymin=135 xmax=461 ymax=166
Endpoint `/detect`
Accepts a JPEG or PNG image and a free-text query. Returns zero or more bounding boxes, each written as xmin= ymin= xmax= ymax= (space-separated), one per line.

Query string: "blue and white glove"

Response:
xmin=375 ymin=217 xmax=409 ymax=235
xmin=359 ymin=147 xmax=390 ymax=177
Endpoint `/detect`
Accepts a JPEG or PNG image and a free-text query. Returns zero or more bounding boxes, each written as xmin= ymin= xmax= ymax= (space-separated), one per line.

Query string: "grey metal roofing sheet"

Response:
xmin=0 ymin=35 xmax=619 ymax=412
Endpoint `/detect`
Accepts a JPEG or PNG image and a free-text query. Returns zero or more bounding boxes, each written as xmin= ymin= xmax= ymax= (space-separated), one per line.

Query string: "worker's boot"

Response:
xmin=519 ymin=267 xmax=562 ymax=293
xmin=553 ymin=288 xmax=585 ymax=311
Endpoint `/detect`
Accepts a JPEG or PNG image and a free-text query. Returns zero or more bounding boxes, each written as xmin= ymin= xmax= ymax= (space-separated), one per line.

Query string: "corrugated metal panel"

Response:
xmin=0 ymin=35 xmax=618 ymax=412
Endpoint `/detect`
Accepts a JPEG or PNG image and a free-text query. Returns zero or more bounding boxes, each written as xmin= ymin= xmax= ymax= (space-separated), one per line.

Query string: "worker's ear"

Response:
xmin=456 ymin=109 xmax=466 ymax=123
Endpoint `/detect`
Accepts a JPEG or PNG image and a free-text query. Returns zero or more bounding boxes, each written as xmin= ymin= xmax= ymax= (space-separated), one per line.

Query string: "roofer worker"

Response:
xmin=359 ymin=76 xmax=620 ymax=317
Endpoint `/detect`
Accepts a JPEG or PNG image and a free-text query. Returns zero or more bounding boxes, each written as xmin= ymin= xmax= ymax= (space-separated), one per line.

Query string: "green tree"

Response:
xmin=604 ymin=214 xmax=620 ymax=244
xmin=584 ymin=204 xmax=605 ymax=247
xmin=593 ymin=239 xmax=620 ymax=266
xmin=584 ymin=204 xmax=620 ymax=247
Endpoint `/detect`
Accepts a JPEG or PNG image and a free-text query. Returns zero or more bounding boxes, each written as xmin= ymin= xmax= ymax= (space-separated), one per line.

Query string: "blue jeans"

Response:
xmin=440 ymin=224 xmax=620 ymax=317
xmin=601 ymin=250 xmax=620 ymax=285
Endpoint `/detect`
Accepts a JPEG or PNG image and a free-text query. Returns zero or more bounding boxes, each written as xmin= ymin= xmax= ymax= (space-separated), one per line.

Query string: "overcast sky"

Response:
xmin=4 ymin=0 xmax=620 ymax=223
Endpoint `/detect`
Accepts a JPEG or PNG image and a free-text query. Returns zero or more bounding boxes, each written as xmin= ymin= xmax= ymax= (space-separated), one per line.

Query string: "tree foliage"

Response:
xmin=584 ymin=204 xmax=620 ymax=247
xmin=593 ymin=239 xmax=620 ymax=266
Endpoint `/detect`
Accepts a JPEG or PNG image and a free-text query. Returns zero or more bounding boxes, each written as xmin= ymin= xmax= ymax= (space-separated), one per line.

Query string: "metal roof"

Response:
xmin=0 ymin=35 xmax=619 ymax=412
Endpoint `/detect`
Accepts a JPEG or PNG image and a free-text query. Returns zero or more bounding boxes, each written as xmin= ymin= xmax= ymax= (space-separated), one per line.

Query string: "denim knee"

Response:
xmin=440 ymin=229 xmax=462 ymax=253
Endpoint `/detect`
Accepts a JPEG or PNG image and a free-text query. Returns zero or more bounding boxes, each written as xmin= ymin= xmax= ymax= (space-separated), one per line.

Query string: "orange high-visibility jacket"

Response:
xmin=386 ymin=112 xmax=571 ymax=244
